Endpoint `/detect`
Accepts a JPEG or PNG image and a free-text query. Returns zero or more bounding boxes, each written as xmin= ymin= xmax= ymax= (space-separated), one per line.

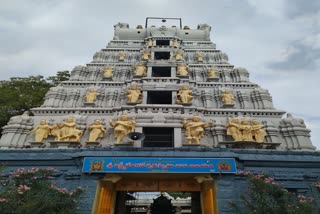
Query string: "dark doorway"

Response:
xmin=114 ymin=191 xmax=200 ymax=214
xmin=152 ymin=67 xmax=171 ymax=77
xmin=147 ymin=91 xmax=172 ymax=104
xmin=143 ymin=127 xmax=174 ymax=147
xmin=154 ymin=52 xmax=170 ymax=60
xmin=156 ymin=40 xmax=170 ymax=46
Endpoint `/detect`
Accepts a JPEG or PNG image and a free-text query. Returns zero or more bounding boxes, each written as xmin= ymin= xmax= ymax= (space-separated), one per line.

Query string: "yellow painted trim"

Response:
xmin=94 ymin=182 xmax=115 ymax=214
xmin=201 ymin=180 xmax=216 ymax=214
xmin=213 ymin=180 xmax=219 ymax=214
xmin=92 ymin=181 xmax=101 ymax=214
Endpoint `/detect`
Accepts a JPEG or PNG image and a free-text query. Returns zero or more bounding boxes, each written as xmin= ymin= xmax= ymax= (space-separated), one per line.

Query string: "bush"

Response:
xmin=0 ymin=166 xmax=83 ymax=214
xmin=229 ymin=171 xmax=318 ymax=214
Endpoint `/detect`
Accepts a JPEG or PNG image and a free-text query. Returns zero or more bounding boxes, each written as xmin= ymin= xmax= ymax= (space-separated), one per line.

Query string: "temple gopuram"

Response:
xmin=1 ymin=18 xmax=320 ymax=214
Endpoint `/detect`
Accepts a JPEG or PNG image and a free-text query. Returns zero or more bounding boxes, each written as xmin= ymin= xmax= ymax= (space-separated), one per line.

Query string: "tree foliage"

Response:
xmin=229 ymin=171 xmax=319 ymax=214
xmin=0 ymin=166 xmax=83 ymax=214
xmin=47 ymin=71 xmax=70 ymax=86
xmin=0 ymin=72 xmax=70 ymax=135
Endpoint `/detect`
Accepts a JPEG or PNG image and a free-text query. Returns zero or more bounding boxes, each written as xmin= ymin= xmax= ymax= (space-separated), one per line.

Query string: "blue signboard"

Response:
xmin=82 ymin=157 xmax=237 ymax=174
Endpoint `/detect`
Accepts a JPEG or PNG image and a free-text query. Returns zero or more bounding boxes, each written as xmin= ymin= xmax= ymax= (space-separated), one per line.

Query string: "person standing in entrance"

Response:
xmin=175 ymin=206 xmax=182 ymax=214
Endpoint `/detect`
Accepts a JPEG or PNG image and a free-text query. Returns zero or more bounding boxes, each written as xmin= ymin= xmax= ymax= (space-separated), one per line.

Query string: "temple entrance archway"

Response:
xmin=93 ymin=174 xmax=217 ymax=214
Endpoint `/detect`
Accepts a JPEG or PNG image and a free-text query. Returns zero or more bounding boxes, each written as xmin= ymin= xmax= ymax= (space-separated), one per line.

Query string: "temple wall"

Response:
xmin=0 ymin=148 xmax=319 ymax=213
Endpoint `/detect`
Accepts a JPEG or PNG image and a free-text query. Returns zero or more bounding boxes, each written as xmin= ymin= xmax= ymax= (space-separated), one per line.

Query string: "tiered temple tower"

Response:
xmin=0 ymin=18 xmax=319 ymax=214
xmin=0 ymin=19 xmax=315 ymax=151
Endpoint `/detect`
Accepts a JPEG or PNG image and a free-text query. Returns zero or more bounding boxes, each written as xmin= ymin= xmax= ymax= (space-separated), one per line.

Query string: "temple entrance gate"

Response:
xmin=93 ymin=175 xmax=217 ymax=214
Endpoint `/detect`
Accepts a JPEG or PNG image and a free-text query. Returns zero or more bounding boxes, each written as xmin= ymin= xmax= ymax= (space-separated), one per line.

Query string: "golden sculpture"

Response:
xmin=136 ymin=25 xmax=143 ymax=29
xmin=208 ymin=67 xmax=216 ymax=78
xmin=226 ymin=117 xmax=242 ymax=141
xmin=226 ymin=117 xmax=267 ymax=143
xmin=134 ymin=63 xmax=147 ymax=76
xmin=109 ymin=114 xmax=136 ymax=144
xmin=141 ymin=51 xmax=151 ymax=61
xmin=58 ymin=116 xmax=83 ymax=142
xmin=252 ymin=119 xmax=267 ymax=143
xmin=127 ymin=84 xmax=142 ymax=103
xmin=88 ymin=119 xmax=106 ymax=142
xmin=183 ymin=115 xmax=210 ymax=144
xmin=221 ymin=89 xmax=235 ymax=105
xmin=84 ymin=88 xmax=98 ymax=103
xmin=176 ymin=85 xmax=193 ymax=104
xmin=118 ymin=52 xmax=126 ymax=61
xmin=176 ymin=64 xmax=188 ymax=76
xmin=174 ymin=51 xmax=183 ymax=61
xmin=50 ymin=124 xmax=62 ymax=141
xmin=240 ymin=118 xmax=254 ymax=141
xmin=103 ymin=66 xmax=113 ymax=78
xmin=30 ymin=119 xmax=51 ymax=142
xmin=146 ymin=38 xmax=153 ymax=47
xmin=172 ymin=39 xmax=180 ymax=48
xmin=197 ymin=53 xmax=203 ymax=62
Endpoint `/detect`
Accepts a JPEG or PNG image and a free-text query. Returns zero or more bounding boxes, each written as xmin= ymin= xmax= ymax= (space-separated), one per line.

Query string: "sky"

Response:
xmin=0 ymin=0 xmax=319 ymax=149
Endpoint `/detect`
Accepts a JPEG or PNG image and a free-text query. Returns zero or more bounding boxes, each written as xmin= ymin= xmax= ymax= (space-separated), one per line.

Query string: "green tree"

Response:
xmin=47 ymin=70 xmax=70 ymax=86
xmin=0 ymin=76 xmax=51 ymax=131
xmin=0 ymin=72 xmax=70 ymax=135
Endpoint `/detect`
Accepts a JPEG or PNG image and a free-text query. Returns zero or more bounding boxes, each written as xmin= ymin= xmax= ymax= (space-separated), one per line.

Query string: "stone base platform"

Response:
xmin=29 ymin=142 xmax=45 ymax=148
xmin=114 ymin=142 xmax=134 ymax=147
xmin=222 ymin=104 xmax=235 ymax=108
xmin=85 ymin=141 xmax=101 ymax=148
xmin=84 ymin=102 xmax=95 ymax=107
xmin=182 ymin=143 xmax=207 ymax=148
xmin=50 ymin=141 xmax=81 ymax=149
xmin=127 ymin=102 xmax=142 ymax=105
xmin=176 ymin=75 xmax=189 ymax=79
xmin=207 ymin=77 xmax=219 ymax=82
xmin=218 ymin=141 xmax=281 ymax=149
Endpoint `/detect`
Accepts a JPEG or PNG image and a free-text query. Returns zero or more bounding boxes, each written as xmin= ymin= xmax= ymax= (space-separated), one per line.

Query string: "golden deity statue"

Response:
xmin=208 ymin=67 xmax=216 ymax=78
xmin=146 ymin=38 xmax=153 ymax=47
xmin=141 ymin=51 xmax=151 ymax=61
xmin=239 ymin=118 xmax=254 ymax=141
xmin=103 ymin=66 xmax=113 ymax=78
xmin=134 ymin=63 xmax=147 ymax=76
xmin=176 ymin=85 xmax=193 ymax=104
xmin=118 ymin=52 xmax=126 ymax=61
xmin=172 ymin=39 xmax=180 ymax=48
xmin=109 ymin=114 xmax=136 ymax=144
xmin=197 ymin=53 xmax=203 ymax=62
xmin=176 ymin=64 xmax=188 ymax=76
xmin=84 ymin=88 xmax=98 ymax=103
xmin=30 ymin=119 xmax=51 ymax=142
xmin=88 ymin=119 xmax=106 ymax=142
xmin=226 ymin=117 xmax=242 ymax=141
xmin=251 ymin=119 xmax=267 ymax=143
xmin=221 ymin=89 xmax=235 ymax=105
xmin=127 ymin=84 xmax=142 ymax=104
xmin=226 ymin=117 xmax=267 ymax=143
xmin=58 ymin=116 xmax=83 ymax=142
xmin=183 ymin=115 xmax=211 ymax=144
xmin=174 ymin=51 xmax=183 ymax=61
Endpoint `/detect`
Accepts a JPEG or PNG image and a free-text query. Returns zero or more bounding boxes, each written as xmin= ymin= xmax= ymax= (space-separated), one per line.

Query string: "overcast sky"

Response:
xmin=1 ymin=0 xmax=319 ymax=149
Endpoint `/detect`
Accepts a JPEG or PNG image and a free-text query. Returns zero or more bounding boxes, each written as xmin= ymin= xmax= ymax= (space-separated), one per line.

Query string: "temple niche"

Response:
xmin=0 ymin=19 xmax=315 ymax=152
